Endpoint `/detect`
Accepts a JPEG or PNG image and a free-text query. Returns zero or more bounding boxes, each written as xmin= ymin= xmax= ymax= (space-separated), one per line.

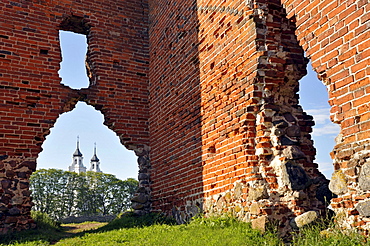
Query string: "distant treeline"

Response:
xmin=30 ymin=169 xmax=138 ymax=220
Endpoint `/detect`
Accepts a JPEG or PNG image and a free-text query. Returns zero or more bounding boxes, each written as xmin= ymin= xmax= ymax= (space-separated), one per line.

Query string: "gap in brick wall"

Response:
xmin=58 ymin=30 xmax=90 ymax=89
xmin=299 ymin=62 xmax=340 ymax=179
xmin=36 ymin=101 xmax=139 ymax=181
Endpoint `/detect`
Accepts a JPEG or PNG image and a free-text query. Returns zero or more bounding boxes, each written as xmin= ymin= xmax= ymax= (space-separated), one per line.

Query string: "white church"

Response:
xmin=68 ymin=137 xmax=102 ymax=174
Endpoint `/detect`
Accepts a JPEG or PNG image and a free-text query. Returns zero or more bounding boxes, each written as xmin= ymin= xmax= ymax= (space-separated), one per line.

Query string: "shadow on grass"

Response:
xmin=0 ymin=224 xmax=65 ymax=245
xmin=0 ymin=212 xmax=175 ymax=245
xmin=93 ymin=212 xmax=176 ymax=232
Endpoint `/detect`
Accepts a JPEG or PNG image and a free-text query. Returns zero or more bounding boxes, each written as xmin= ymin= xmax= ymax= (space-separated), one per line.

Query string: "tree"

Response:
xmin=30 ymin=169 xmax=138 ymax=220
xmin=30 ymin=169 xmax=70 ymax=219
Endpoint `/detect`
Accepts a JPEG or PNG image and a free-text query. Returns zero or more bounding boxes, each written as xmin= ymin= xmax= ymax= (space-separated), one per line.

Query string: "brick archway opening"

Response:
xmin=32 ymin=101 xmax=139 ymax=219
xmin=36 ymin=101 xmax=139 ymax=179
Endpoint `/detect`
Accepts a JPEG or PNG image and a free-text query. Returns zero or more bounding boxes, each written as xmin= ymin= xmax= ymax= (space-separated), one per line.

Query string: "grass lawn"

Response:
xmin=0 ymin=212 xmax=369 ymax=246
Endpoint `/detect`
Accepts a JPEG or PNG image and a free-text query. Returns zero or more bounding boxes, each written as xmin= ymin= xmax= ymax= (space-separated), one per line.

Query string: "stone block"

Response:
xmin=251 ymin=215 xmax=267 ymax=233
xmin=273 ymin=120 xmax=288 ymax=128
xmin=8 ymin=208 xmax=20 ymax=215
xmin=274 ymin=128 xmax=285 ymax=137
xmin=224 ymin=192 xmax=232 ymax=202
xmin=233 ymin=182 xmax=243 ymax=199
xmin=329 ymin=170 xmax=348 ymax=195
xmin=359 ymin=162 xmax=370 ymax=191
xmin=185 ymin=204 xmax=200 ymax=216
xmin=316 ymin=183 xmax=335 ymax=206
xmin=250 ymin=202 xmax=260 ymax=215
xmin=290 ymin=211 xmax=317 ymax=229
xmin=131 ymin=194 xmax=148 ymax=204
xmin=286 ymin=125 xmax=301 ymax=137
xmin=247 ymin=186 xmax=268 ymax=201
xmin=11 ymin=196 xmax=23 ymax=205
xmin=136 ymin=186 xmax=147 ymax=193
xmin=283 ymin=146 xmax=306 ymax=160
xmin=355 ymin=201 xmax=370 ymax=217
xmin=138 ymin=173 xmax=149 ymax=180
xmin=0 ymin=205 xmax=8 ymax=212
xmin=285 ymin=161 xmax=311 ymax=190
xmin=216 ymin=196 xmax=226 ymax=209
xmin=132 ymin=202 xmax=145 ymax=210
xmin=234 ymin=205 xmax=242 ymax=213
xmin=281 ymin=136 xmax=299 ymax=145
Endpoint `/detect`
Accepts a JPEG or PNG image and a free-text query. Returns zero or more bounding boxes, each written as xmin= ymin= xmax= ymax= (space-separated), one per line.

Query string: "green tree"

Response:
xmin=30 ymin=169 xmax=70 ymax=220
xmin=30 ymin=169 xmax=138 ymax=220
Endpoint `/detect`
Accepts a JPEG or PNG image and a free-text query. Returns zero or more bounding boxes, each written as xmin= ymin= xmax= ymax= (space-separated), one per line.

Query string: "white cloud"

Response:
xmin=312 ymin=124 xmax=340 ymax=137
xmin=305 ymin=108 xmax=331 ymax=125
xmin=304 ymin=107 xmax=340 ymax=137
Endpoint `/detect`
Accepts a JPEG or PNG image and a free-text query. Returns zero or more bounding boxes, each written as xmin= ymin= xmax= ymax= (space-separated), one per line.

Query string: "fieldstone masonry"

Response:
xmin=0 ymin=0 xmax=369 ymax=235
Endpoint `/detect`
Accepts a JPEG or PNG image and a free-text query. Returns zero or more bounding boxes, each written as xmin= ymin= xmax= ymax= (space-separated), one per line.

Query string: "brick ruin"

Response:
xmin=0 ymin=0 xmax=369 ymax=234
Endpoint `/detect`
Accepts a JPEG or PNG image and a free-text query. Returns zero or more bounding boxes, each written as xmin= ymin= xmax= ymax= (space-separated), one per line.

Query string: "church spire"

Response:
xmin=89 ymin=142 xmax=102 ymax=173
xmin=69 ymin=136 xmax=86 ymax=173
xmin=91 ymin=142 xmax=99 ymax=162
xmin=73 ymin=136 xmax=83 ymax=157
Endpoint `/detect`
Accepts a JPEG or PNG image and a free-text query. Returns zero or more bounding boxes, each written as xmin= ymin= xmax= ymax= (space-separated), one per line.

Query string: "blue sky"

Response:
xmin=36 ymin=31 xmax=340 ymax=180
xmin=300 ymin=64 xmax=340 ymax=178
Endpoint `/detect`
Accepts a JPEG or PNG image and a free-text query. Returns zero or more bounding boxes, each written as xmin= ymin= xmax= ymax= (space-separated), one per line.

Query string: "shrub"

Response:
xmin=31 ymin=211 xmax=61 ymax=230
xmin=0 ymin=212 xmax=63 ymax=245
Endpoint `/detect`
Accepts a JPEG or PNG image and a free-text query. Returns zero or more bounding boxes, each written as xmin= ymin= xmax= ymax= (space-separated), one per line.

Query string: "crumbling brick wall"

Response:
xmin=1 ymin=0 xmax=369 ymax=234
xmin=198 ymin=0 xmax=331 ymax=230
xmin=0 ymin=0 xmax=149 ymax=233
xmin=148 ymin=0 xmax=332 ymax=232
xmin=148 ymin=0 xmax=369 ymax=232
xmin=280 ymin=0 xmax=370 ymax=231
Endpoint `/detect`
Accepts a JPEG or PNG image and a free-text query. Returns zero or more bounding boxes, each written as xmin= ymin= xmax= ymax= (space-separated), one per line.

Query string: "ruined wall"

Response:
xmin=280 ymin=0 xmax=370 ymax=231
xmin=0 ymin=0 xmax=149 ymax=233
xmin=198 ymin=0 xmax=330 ymax=231
xmin=1 ymin=0 xmax=370 ymax=234
xmin=148 ymin=0 xmax=369 ymax=232
xmin=148 ymin=0 xmax=332 ymax=232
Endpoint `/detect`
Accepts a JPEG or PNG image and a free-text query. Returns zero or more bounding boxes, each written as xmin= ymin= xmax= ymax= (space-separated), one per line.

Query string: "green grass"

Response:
xmin=1 ymin=212 xmax=370 ymax=246
xmin=56 ymin=215 xmax=282 ymax=246
xmin=291 ymin=218 xmax=368 ymax=246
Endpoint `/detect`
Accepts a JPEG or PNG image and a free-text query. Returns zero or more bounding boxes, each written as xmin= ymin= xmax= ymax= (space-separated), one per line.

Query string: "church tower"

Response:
xmin=89 ymin=143 xmax=102 ymax=173
xmin=68 ymin=136 xmax=87 ymax=173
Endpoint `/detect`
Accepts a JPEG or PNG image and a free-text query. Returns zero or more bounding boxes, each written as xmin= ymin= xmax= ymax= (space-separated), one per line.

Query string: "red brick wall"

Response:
xmin=148 ymin=0 xmax=204 ymax=219
xmin=198 ymin=1 xmax=260 ymax=197
xmin=0 ymin=0 xmax=149 ymax=233
xmin=148 ymin=0 xmax=329 ymax=229
xmin=281 ymin=0 xmax=370 ymax=231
